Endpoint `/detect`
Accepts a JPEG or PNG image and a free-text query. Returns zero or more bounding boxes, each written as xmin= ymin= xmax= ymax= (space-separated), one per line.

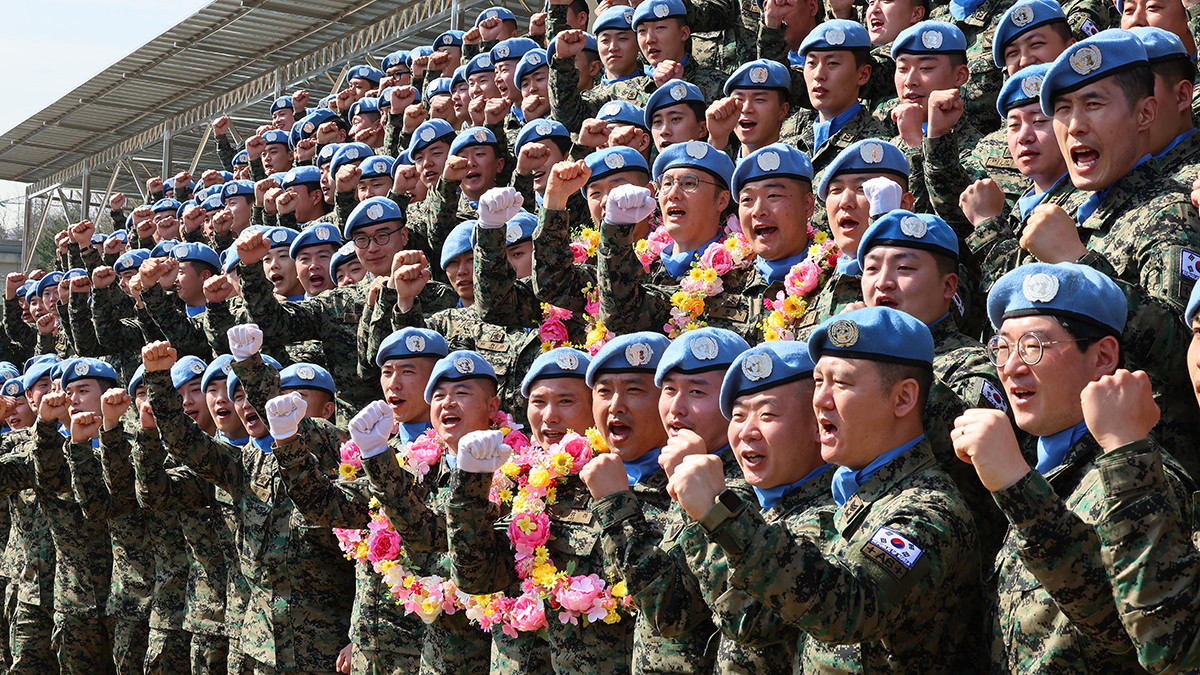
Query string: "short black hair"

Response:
xmin=685 ymin=101 xmax=707 ymax=124
xmin=568 ymin=0 xmax=589 ymax=16
xmin=874 ymin=360 xmax=933 ymax=419
xmin=550 ymin=136 xmax=573 ymax=156
xmin=931 ymin=250 xmax=957 ymax=277
xmin=1057 ymin=315 xmax=1122 ymax=355
xmin=180 ymin=259 xmax=219 ymax=277
xmin=1151 ymin=58 xmax=1197 ymax=90
xmin=1046 ymin=20 xmax=1072 ymax=43
xmin=948 ymin=52 xmax=968 ymax=69
xmin=1110 ymin=65 xmax=1155 ymax=111
xmin=851 ymin=49 xmax=874 ymax=71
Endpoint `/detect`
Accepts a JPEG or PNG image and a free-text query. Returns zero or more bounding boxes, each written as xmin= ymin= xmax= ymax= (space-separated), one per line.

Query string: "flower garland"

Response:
xmin=570 ymin=226 xmax=600 ymax=265
xmin=580 ymin=284 xmax=613 ymax=356
xmin=761 ymin=225 xmax=840 ymax=341
xmin=665 ymin=217 xmax=757 ymax=338
xmin=634 ymin=218 xmax=672 ymax=274
xmin=538 ymin=304 xmax=574 ymax=352
xmin=337 ymin=440 xmax=362 ymax=481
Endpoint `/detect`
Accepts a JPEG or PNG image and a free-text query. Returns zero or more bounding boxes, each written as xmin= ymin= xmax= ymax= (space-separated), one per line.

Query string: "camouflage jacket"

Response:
xmin=675 ymin=466 xmax=835 ymax=675
xmin=929 ymin=0 xmax=1017 ymax=135
xmin=898 ymin=118 xmax=985 ymax=217
xmin=685 ymin=0 xmax=746 ymax=72
xmin=702 ymin=439 xmax=985 ymax=673
xmin=550 ymin=55 xmax=654 ymax=134
xmin=794 ymin=267 xmax=863 ymax=341
xmin=422 ymin=178 xmax=482 ymax=258
xmin=533 ymin=207 xmax=600 ymax=316
xmin=0 ymin=297 xmax=33 ymax=367
xmin=0 ymin=428 xmax=55 ymax=610
xmin=141 ymin=284 xmax=221 ymax=360
xmin=988 ymin=433 xmax=1191 ymax=672
xmin=354 ymin=281 xmax=465 ymax=382
xmin=969 ymin=128 xmax=1030 ymax=217
xmin=1156 ymin=128 xmax=1200 ymax=187
xmin=925 ymin=126 xmax=1014 ymax=229
xmin=930 ymin=317 xmax=1005 ymax=413
xmin=797 ymin=106 xmax=897 ymax=181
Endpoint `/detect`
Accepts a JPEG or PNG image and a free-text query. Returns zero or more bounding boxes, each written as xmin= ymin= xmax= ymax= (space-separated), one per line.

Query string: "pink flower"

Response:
xmin=785 ymin=260 xmax=821 ymax=297
xmin=584 ymin=295 xmax=600 ymax=317
xmin=570 ymin=242 xmax=589 ymax=264
xmin=554 ymin=574 xmax=606 ymax=624
xmin=700 ymin=242 xmax=733 ymax=275
xmin=539 ymin=319 xmax=569 ymax=344
xmin=556 ymin=433 xmax=594 ymax=472
xmin=366 ymin=529 xmax=402 ymax=562
xmin=508 ymin=511 xmax=552 ymax=560
xmin=504 ymin=430 xmax=531 ymax=452
xmin=506 ymin=592 xmax=547 ymax=635
xmin=339 ymin=441 xmax=362 ymax=470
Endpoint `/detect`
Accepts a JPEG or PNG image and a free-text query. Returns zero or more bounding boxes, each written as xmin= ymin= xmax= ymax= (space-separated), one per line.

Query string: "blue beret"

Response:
xmin=172 ymin=242 xmax=221 ymax=271
xmin=1040 ymin=30 xmax=1149 ymax=115
xmin=24 ymin=357 xmax=59 ymax=391
xmin=330 ymin=142 xmax=373 ymax=180
xmin=221 ymin=247 xmax=240 ymax=274
xmin=151 ymin=198 xmax=181 ymax=214
xmin=163 ymin=178 xmax=176 ymax=191
xmin=799 ymin=20 xmax=872 ymax=57
xmin=645 ymin=79 xmax=704 ymax=125
xmin=330 ymin=242 xmax=358 ymax=277
xmin=382 ymin=50 xmax=409 ymax=71
xmin=1131 ymin=26 xmax=1190 ymax=63
xmin=377 ymin=86 xmax=408 ymax=112
xmin=280 ymin=166 xmax=322 ymax=190
xmin=435 ymin=30 xmax=464 ymax=49
xmin=261 ymin=129 xmax=290 ymax=147
xmin=317 ymin=143 xmax=339 ymax=167
xmin=200 ymin=194 xmax=225 ymax=212
xmin=280 ymin=363 xmax=335 ymax=396
xmin=997 ymin=63 xmax=1051 ymax=117
xmin=856 ymin=209 xmax=959 ymax=266
xmin=61 ymin=358 xmax=120 ymax=389
xmin=724 ymin=59 xmax=791 ymax=95
xmin=994 ymin=0 xmax=1069 ymax=67
xmin=289 ymin=224 xmax=341 ymax=258
xmin=475 ymin=6 xmax=516 ymax=25
xmin=652 ymin=140 xmax=735 ymax=189
xmin=633 ymin=0 xmax=686 ymax=27
xmin=87 ymin=233 xmax=104 ymax=245
xmin=423 ymin=350 xmax=497 ymax=403
xmin=359 ymin=155 xmax=397 ymax=180
xmin=809 ymin=306 xmax=935 ymax=368
xmin=586 ymin=331 xmax=671 ymax=387
xmin=654 ymin=327 xmax=749 ymax=386
xmin=584 ymin=147 xmax=649 ymax=191
xmin=521 ymin=347 xmax=592 ymax=397
xmin=987 ymin=262 xmax=1127 ymax=335
xmin=450 ymin=126 xmax=499 ymax=156
xmin=2 ymin=377 xmax=25 ymax=398
xmin=465 ymin=52 xmax=496 ymax=78
xmin=62 ymin=268 xmax=87 ymax=282
xmin=732 ymin=143 xmax=814 ymax=194
xmin=503 ymin=211 xmax=538 ymax=246
xmin=891 ymin=21 xmax=968 ymax=59
xmin=218 ymin=171 xmax=233 ymax=182
xmin=514 ymin=49 xmax=550 ymax=88
xmin=407 ymin=46 xmax=436 ymax=66
xmin=265 ymin=227 xmax=299 ymax=250
xmin=34 ymin=272 xmax=64 ymax=297
xmin=170 ymin=355 xmax=208 ymax=389
xmin=424 ymin=77 xmax=453 ymax=100
xmin=344 ymin=196 xmax=404 ymax=238
xmin=227 ymin=355 xmax=281 ymax=398
xmin=0 ymin=362 xmax=18 ymax=382
xmin=201 ymin=355 xmax=235 ymax=393
xmin=719 ymin=340 xmax=816 ymax=418
xmin=348 ymin=65 xmax=383 ymax=84
xmin=491 ymin=37 xmax=540 ymax=64
xmin=221 ymin=179 xmax=255 ymax=205
xmin=107 ymin=229 xmax=129 ymax=244
xmin=441 ymin=221 xmax=477 ymax=269
xmin=151 ymin=239 xmax=182 ymax=258
xmin=377 ymin=327 xmax=450 ymax=366
xmin=348 ymin=97 xmax=381 ymax=120
xmin=451 ymin=65 xmax=468 ymax=90
xmin=594 ymin=5 xmax=635 ymax=33
xmin=127 ymin=365 xmax=146 ymax=397
xmin=515 ymin=118 xmax=570 ymax=155
xmin=177 ymin=200 xmax=198 ymax=220
xmin=233 ymin=149 xmax=249 ymax=165
xmin=295 ymin=109 xmax=343 ymax=142
xmin=548 ymin=32 xmax=598 ymax=56
xmin=17 ymin=280 xmax=34 ymax=302
xmin=597 ymin=100 xmax=648 ymax=131
xmin=270 ymin=96 xmax=293 ymax=113
xmin=816 ymin=139 xmax=909 ymax=200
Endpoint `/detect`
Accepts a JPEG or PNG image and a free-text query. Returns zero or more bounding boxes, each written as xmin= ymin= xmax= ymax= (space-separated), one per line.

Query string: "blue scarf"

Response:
xmin=446 ymin=453 xmax=458 ymax=470
xmin=643 ymin=55 xmax=689 ymax=77
xmin=217 ymin=431 xmax=250 ymax=447
xmin=835 ymin=254 xmax=859 ymax=276
xmin=511 ymin=104 xmax=525 ymax=125
xmin=1155 ymin=128 xmax=1195 ymax=162
xmin=754 ymin=463 xmax=832 ymax=510
xmin=660 ymin=234 xmax=722 ymax=278
xmin=812 ymin=102 xmax=862 ymax=151
xmin=285 ymin=294 xmax=306 ymax=302
xmin=466 ymin=199 xmax=479 ymax=211
xmin=58 ymin=424 xmax=101 ymax=449
xmin=755 ymin=250 xmax=808 ymax=285
xmin=1035 ymin=420 xmax=1089 ymax=475
xmin=185 ymin=304 xmax=206 ymax=318
xmin=1017 ymin=174 xmax=1068 ymax=221
xmin=831 ymin=435 xmax=924 ymax=506
xmin=602 ymin=73 xmax=639 ymax=85
xmin=624 ymin=446 xmax=664 ymax=485
xmin=535 ymin=191 xmax=544 ymax=207
xmin=251 ymin=434 xmax=275 ymax=454
xmin=950 ymin=0 xmax=985 ymax=20
xmin=1077 ymin=154 xmax=1149 ymax=224
xmin=398 ymin=421 xmax=432 ymax=444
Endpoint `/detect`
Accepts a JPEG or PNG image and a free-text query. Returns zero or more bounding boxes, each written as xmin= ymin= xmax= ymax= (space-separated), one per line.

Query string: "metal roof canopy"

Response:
xmin=5 ymin=0 xmax=533 ymax=267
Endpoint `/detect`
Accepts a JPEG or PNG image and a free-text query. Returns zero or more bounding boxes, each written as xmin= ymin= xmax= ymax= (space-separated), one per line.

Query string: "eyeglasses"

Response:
xmin=655 ymin=173 xmax=723 ymax=194
xmin=352 ymin=227 xmax=401 ymax=249
xmin=986 ymin=332 xmax=1089 ymax=367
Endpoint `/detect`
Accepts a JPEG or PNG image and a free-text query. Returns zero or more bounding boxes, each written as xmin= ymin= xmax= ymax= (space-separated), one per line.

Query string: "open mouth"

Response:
xmin=215 ymin=406 xmax=232 ymax=420
xmin=818 ymin=416 xmax=838 ymax=443
xmin=184 ymin=407 xmax=200 ymax=421
xmin=740 ymin=449 xmax=765 ymax=468
xmin=738 ymin=118 xmax=757 ymax=133
xmin=1008 ymin=386 xmax=1035 ymax=405
xmin=541 ymin=428 xmax=565 ymax=443
xmin=836 ymin=214 xmax=860 ymax=235
xmin=1071 ymin=146 xmax=1099 ymax=172
xmin=752 ymin=222 xmax=778 ymax=239
xmin=869 ymin=17 xmax=885 ymax=30
xmin=903 ymin=92 xmax=923 ymax=103
xmin=532 ymin=170 xmax=548 ymax=183
xmin=664 ymin=205 xmax=686 ymax=220
xmin=607 ymin=419 xmax=632 ymax=444
xmin=269 ymin=272 xmax=285 ymax=287
xmin=308 ymin=272 xmax=327 ymax=290
xmin=386 ymin=394 xmax=406 ymax=408
xmin=874 ymin=294 xmax=899 ymax=308
xmin=440 ymin=412 xmax=462 ymax=427
xmin=666 ymin=419 xmax=690 ymax=436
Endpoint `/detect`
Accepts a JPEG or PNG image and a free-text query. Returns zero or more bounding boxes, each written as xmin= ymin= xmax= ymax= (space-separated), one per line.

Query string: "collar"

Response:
xmin=1017 ymin=173 xmax=1069 ymax=221
xmin=185 ymin=304 xmax=207 ymax=317
xmin=1077 ymin=154 xmax=1151 ymax=224
xmin=831 ymin=434 xmax=924 ymax=506
xmin=251 ymin=434 xmax=275 ymax=453
xmin=603 ymin=73 xmax=639 ymax=85
xmin=446 ymin=452 xmax=458 ymax=470
xmin=813 ymin=102 xmax=862 ymax=151
xmin=1035 ymin=419 xmax=1089 ymax=474
xmin=398 ymin=421 xmax=432 ymax=444
xmin=754 ymin=463 xmax=832 ymax=510
xmin=835 ymin=253 xmax=859 ymax=276
xmin=1154 ymin=128 xmax=1196 ymax=162
xmin=624 ymin=446 xmax=664 ymax=485
xmin=660 ymin=233 xmax=722 ymax=278
xmin=217 ymin=431 xmax=250 ymax=446
xmin=58 ymin=424 xmax=101 ymax=449
xmin=950 ymin=0 xmax=986 ymax=20
xmin=535 ymin=191 xmax=544 ymax=207
xmin=285 ymin=294 xmax=306 ymax=302
xmin=643 ymin=54 xmax=690 ymax=77
xmin=755 ymin=249 xmax=809 ymax=285
xmin=511 ymin=104 xmax=525 ymax=124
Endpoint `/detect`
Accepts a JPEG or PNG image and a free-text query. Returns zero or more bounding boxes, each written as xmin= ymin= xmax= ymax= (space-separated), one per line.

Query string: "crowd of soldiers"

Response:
xmin=5 ymin=0 xmax=1200 ymax=671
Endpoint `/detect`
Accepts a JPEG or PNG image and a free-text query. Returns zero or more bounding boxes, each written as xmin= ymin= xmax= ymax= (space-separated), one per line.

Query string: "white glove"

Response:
xmin=350 ymin=400 xmax=395 ymax=459
xmin=477 ymin=187 xmax=524 ymax=228
xmin=862 ymin=177 xmax=903 ymax=217
xmin=227 ymin=324 xmax=264 ymax=361
xmin=605 ymin=184 xmax=657 ymax=225
xmin=264 ymin=392 xmax=307 ymax=441
xmin=455 ymin=429 xmax=512 ymax=473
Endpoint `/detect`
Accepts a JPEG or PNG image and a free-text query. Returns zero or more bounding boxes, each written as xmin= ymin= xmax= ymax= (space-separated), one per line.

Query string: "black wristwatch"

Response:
xmin=700 ymin=489 xmax=748 ymax=557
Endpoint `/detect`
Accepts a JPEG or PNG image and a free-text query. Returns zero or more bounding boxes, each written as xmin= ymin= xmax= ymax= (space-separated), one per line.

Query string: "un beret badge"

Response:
xmin=473 ymin=129 xmax=488 ymax=143
xmin=860 ymin=141 xmax=884 ymax=164
xmin=900 ymin=216 xmax=927 ymax=238
xmin=316 ymin=226 xmax=330 ymax=241
xmin=826 ymin=27 xmax=846 ymax=45
xmin=285 ymin=170 xmax=298 ymax=183
xmin=303 ymin=122 xmax=315 ymax=133
xmin=528 ymin=53 xmax=541 ymax=66
xmin=373 ymin=161 xmax=388 ymax=174
xmin=1010 ymin=5 xmax=1033 ymax=26
xmin=485 ymin=9 xmax=497 ymax=19
xmin=654 ymin=2 xmax=670 ymax=17
xmin=1070 ymin=45 xmax=1101 ymax=75
xmin=741 ymin=353 xmax=772 ymax=381
xmin=222 ymin=362 xmax=233 ymax=374
xmin=297 ymin=366 xmax=315 ymax=380
xmin=603 ymin=103 xmax=622 ymax=116
xmin=74 ymin=362 xmax=90 ymax=377
xmin=506 ymin=223 xmax=522 ymax=244
xmin=1020 ymin=74 xmax=1043 ymax=98
xmin=4 ymin=383 xmax=16 ymax=396
xmin=1022 ymin=272 xmax=1059 ymax=303
xmin=479 ymin=55 xmax=492 ymax=68
xmin=685 ymin=140 xmax=708 ymax=159
xmin=272 ymin=230 xmax=287 ymax=243
xmin=605 ymin=152 xmax=626 ymax=170
xmin=420 ymin=127 xmax=436 ymax=142
xmin=225 ymin=184 xmax=237 ymax=196
xmin=176 ymin=247 xmax=189 ymax=259
xmin=623 ymin=8 xmax=634 ymax=22
xmin=670 ymin=83 xmax=687 ymax=100
xmin=189 ymin=361 xmax=205 ymax=375
xmin=757 ymin=151 xmax=781 ymax=171
xmin=827 ymin=319 xmax=859 ymax=348
xmin=454 ymin=356 xmax=476 ymax=374
xmin=690 ymin=335 xmax=718 ymax=360
xmin=366 ymin=203 xmax=384 ymax=220
xmin=555 ymin=352 xmax=579 ymax=370
xmin=345 ymin=147 xmax=359 ymax=160
xmin=625 ymin=343 xmax=653 ymax=366
xmin=749 ymin=66 xmax=769 ymax=84
xmin=497 ymin=45 xmax=510 ymax=59
xmin=921 ymin=29 xmax=943 ymax=50
xmin=536 ymin=121 xmax=553 ymax=135
xmin=406 ymin=334 xmax=426 ymax=352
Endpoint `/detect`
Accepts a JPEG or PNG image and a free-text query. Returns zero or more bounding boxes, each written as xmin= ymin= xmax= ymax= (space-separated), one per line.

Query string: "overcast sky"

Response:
xmin=0 ymin=0 xmax=210 ymax=225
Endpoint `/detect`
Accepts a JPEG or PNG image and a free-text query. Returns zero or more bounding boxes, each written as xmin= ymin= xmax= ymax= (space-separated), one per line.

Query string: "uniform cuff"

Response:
xmin=592 ymin=489 xmax=641 ymax=529
xmin=1096 ymin=439 xmax=1160 ymax=498
xmin=992 ymin=469 xmax=1054 ymax=529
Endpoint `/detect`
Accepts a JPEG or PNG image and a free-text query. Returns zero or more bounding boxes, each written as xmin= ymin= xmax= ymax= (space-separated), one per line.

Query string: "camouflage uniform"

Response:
xmin=472 ymin=221 xmax=588 ymax=334
xmin=966 ymin=129 xmax=1031 ymax=218
xmin=532 ymin=207 xmax=600 ymax=316
xmin=1156 ymin=129 xmax=1200 ymax=186
xmin=697 ymin=439 xmax=984 ymax=673
xmin=929 ymin=317 xmax=1005 ymax=413
xmin=896 ymin=119 xmax=986 ymax=217
xmin=929 ymin=0 xmax=1018 ymax=134
xmin=988 ymin=433 xmax=1191 ymax=672
xmin=796 ymin=107 xmax=898 ymax=182
xmin=675 ymin=467 xmax=835 ymax=674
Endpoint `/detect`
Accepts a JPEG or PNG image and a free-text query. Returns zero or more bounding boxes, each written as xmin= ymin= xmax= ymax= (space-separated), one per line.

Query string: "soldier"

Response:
xmin=645 ymin=80 xmax=711 ymax=153
xmin=927 ymin=0 xmax=1017 ymax=133
xmin=427 ymin=126 xmax=512 ymax=237
xmin=510 ymin=118 xmax=587 ymax=228
xmin=866 ymin=0 xmax=927 ymax=46
xmin=433 ymin=30 xmax=465 ymax=77
xmin=707 ymin=59 xmax=793 ymax=159
xmin=288 ymin=224 xmax=341 ymax=299
xmin=250 ymin=129 xmax=294 ymax=177
xmin=545 ymin=31 xmax=602 ymax=94
xmin=756 ymin=0 xmax=821 ymax=64
xmin=514 ymin=49 xmax=553 ymax=123
xmin=354 ymin=156 xmax=396 ymax=202
xmin=952 ymin=261 xmax=1192 ymax=671
xmin=345 ymin=65 xmax=384 ymax=106
xmin=170 ymin=243 xmax=221 ymax=319
xmin=583 ymin=101 xmax=653 ymax=163
xmin=1130 ymin=27 xmax=1200 ymax=183
xmin=669 ymin=306 xmax=984 ymax=672
xmin=549 ymin=7 xmax=645 ymax=133
xmin=330 ymin=244 xmax=365 ymax=288
xmin=219 ymin=180 xmax=257 ymax=240
xmin=490 ymin=37 xmax=542 ymax=138
xmin=275 ymin=166 xmax=330 ymax=229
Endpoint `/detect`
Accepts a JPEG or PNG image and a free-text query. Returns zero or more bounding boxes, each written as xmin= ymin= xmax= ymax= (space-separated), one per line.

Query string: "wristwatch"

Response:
xmin=699 ymin=489 xmax=748 ymax=558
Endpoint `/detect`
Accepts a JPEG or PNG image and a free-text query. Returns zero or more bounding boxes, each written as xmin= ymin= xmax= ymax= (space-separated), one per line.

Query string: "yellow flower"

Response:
xmin=528 ymin=468 xmax=551 ymax=488
xmin=369 ymin=496 xmax=381 ymax=509
xmin=670 ymin=290 xmax=687 ymax=306
xmin=516 ymin=515 xmax=539 ymax=535
xmin=612 ymin=580 xmax=627 ymax=597
xmin=550 ymin=451 xmax=572 ymax=474
xmin=586 ymin=427 xmax=609 ymax=454
xmin=338 ymin=463 xmax=358 ymax=481
xmin=782 ymin=295 xmax=805 ymax=319
xmin=498 ymin=488 xmax=513 ymax=503
xmin=355 ymin=541 xmax=369 ymax=559
xmin=531 ymin=562 xmax=559 ymax=587
xmin=502 ymin=462 xmax=521 ymax=477
xmin=603 ymin=607 xmax=621 ymax=624
xmin=546 ymin=487 xmax=557 ymax=503
xmin=534 ymin=545 xmax=550 ymax=562
xmin=701 ymin=268 xmax=719 ymax=283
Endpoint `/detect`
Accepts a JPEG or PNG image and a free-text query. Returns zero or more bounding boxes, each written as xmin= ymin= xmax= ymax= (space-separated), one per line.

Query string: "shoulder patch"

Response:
xmin=1079 ymin=18 xmax=1099 ymax=37
xmin=980 ymin=381 xmax=1008 ymax=412
xmin=862 ymin=526 xmax=923 ymax=581
xmin=1180 ymin=248 xmax=1200 ymax=282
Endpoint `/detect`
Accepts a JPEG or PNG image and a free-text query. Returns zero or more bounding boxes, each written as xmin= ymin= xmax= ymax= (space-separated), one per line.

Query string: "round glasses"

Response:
xmin=986 ymin=332 xmax=1088 ymax=367
xmin=655 ymin=173 xmax=722 ymax=194
xmin=352 ymin=227 xmax=401 ymax=249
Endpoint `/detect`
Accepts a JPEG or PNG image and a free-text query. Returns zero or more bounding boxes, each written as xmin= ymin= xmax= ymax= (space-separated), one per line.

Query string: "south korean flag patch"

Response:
xmin=980 ymin=381 xmax=1008 ymax=412
xmin=863 ymin=526 xmax=923 ymax=581
xmin=1181 ymin=248 xmax=1200 ymax=282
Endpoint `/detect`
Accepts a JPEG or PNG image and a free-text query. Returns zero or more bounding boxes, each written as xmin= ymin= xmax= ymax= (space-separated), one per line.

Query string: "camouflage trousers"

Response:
xmin=9 ymin=600 xmax=54 ymax=675
xmin=491 ymin=626 xmax=553 ymax=674
xmin=350 ymin=645 xmax=420 ymax=675
xmin=145 ymin=627 xmax=190 ymax=675
xmin=229 ymin=637 xmax=255 ymax=675
xmin=110 ymin=618 xmax=149 ymax=675
xmin=1 ymin=580 xmax=12 ymax=670
xmin=419 ymin=611 xmax=491 ymax=675
xmin=191 ymin=632 xmax=229 ymax=675
xmin=52 ymin=612 xmax=115 ymax=675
